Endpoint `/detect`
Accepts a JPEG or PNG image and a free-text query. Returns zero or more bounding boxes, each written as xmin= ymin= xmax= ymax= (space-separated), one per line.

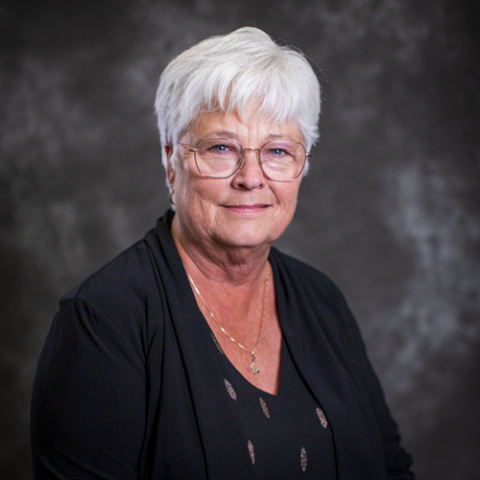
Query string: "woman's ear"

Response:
xmin=165 ymin=144 xmax=175 ymax=186
xmin=165 ymin=143 xmax=173 ymax=160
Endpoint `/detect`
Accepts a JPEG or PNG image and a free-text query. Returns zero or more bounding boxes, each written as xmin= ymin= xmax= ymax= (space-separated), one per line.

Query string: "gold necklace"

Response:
xmin=186 ymin=265 xmax=269 ymax=375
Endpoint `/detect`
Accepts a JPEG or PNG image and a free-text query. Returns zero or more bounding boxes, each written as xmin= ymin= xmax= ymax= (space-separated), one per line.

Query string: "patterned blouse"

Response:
xmin=212 ymin=333 xmax=337 ymax=478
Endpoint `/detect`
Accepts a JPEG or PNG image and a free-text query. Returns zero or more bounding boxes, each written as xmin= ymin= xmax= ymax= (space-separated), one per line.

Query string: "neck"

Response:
xmin=171 ymin=214 xmax=270 ymax=286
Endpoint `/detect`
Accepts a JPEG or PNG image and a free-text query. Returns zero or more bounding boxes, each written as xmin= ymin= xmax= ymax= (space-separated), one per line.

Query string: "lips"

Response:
xmin=222 ymin=204 xmax=270 ymax=212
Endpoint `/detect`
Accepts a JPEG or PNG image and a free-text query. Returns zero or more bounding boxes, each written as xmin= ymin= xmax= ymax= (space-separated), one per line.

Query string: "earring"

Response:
xmin=169 ymin=190 xmax=175 ymax=205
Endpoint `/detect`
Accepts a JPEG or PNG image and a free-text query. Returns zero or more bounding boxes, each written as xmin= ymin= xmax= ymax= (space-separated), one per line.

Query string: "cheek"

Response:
xmin=279 ymin=185 xmax=299 ymax=228
xmin=179 ymin=176 xmax=221 ymax=219
xmin=277 ymin=183 xmax=301 ymax=210
xmin=176 ymin=164 xmax=203 ymax=200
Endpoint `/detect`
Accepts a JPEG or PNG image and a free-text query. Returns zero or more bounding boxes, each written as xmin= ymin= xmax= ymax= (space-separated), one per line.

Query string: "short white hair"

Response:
xmin=154 ymin=27 xmax=321 ymax=173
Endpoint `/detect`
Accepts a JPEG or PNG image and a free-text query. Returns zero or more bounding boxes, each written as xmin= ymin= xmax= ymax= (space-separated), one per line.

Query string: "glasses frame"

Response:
xmin=179 ymin=138 xmax=311 ymax=182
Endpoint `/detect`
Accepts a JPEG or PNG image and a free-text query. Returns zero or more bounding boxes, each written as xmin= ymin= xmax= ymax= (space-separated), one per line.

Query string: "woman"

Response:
xmin=31 ymin=27 xmax=414 ymax=479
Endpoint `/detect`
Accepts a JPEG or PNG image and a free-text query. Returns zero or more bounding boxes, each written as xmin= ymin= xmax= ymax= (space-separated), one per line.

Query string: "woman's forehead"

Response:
xmin=184 ymin=107 xmax=303 ymax=144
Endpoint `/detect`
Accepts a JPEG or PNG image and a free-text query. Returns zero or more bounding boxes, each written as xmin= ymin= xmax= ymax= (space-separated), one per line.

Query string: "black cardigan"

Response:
xmin=31 ymin=210 xmax=414 ymax=479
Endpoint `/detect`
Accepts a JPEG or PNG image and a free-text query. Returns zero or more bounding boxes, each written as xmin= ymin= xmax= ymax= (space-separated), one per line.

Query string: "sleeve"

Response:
xmin=335 ymin=290 xmax=415 ymax=479
xmin=31 ymin=297 xmax=146 ymax=480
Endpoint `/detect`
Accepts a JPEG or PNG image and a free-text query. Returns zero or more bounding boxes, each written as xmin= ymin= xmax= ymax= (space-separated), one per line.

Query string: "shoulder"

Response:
xmin=57 ymin=235 xmax=165 ymax=349
xmin=54 ymin=211 xmax=177 ymax=350
xmin=269 ymin=247 xmax=362 ymax=356
xmin=64 ymin=239 xmax=155 ymax=308
xmin=269 ymin=247 xmax=348 ymax=311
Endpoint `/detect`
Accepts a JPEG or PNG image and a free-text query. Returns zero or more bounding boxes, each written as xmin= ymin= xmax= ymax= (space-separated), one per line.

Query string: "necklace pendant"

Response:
xmin=251 ymin=354 xmax=260 ymax=374
xmin=186 ymin=267 xmax=269 ymax=378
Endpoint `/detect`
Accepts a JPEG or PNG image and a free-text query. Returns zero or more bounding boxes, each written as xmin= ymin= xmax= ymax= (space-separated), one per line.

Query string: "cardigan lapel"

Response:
xmin=145 ymin=211 xmax=256 ymax=480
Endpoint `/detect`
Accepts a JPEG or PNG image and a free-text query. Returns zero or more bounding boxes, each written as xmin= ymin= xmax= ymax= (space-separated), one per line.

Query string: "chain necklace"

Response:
xmin=186 ymin=265 xmax=269 ymax=375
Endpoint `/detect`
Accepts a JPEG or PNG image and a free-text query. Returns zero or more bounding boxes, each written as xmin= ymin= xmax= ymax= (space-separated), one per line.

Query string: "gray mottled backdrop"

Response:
xmin=1 ymin=0 xmax=479 ymax=478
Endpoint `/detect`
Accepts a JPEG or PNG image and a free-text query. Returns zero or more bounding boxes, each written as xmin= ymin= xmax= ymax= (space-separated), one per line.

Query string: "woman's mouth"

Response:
xmin=222 ymin=204 xmax=270 ymax=213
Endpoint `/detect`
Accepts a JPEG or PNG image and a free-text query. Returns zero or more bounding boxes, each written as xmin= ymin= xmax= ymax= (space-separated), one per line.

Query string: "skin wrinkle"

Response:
xmin=168 ymin=103 xmax=303 ymax=283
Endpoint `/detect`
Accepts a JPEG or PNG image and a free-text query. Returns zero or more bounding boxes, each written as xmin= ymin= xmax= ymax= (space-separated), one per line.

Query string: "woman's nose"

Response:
xmin=232 ymin=149 xmax=266 ymax=190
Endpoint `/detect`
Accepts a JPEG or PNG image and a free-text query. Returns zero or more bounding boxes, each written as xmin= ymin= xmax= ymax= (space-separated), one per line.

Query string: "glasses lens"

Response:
xmin=195 ymin=138 xmax=242 ymax=178
xmin=260 ymin=142 xmax=306 ymax=181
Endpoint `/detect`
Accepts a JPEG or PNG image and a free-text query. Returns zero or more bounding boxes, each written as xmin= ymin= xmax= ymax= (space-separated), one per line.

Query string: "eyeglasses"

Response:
xmin=179 ymin=138 xmax=311 ymax=182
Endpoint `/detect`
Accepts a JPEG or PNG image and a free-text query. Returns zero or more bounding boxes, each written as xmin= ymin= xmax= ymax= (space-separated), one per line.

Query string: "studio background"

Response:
xmin=1 ymin=0 xmax=479 ymax=479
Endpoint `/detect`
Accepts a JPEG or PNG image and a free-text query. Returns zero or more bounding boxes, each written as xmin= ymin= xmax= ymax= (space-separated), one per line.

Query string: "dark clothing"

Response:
xmin=213 ymin=336 xmax=337 ymax=478
xmin=31 ymin=210 xmax=414 ymax=480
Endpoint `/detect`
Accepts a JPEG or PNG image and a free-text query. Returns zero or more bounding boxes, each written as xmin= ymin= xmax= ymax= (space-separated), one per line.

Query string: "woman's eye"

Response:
xmin=268 ymin=148 xmax=289 ymax=156
xmin=211 ymin=144 xmax=231 ymax=153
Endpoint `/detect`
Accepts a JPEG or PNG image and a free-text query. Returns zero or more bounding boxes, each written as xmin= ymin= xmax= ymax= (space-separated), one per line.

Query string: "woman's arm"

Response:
xmin=337 ymin=293 xmax=415 ymax=479
xmin=31 ymin=296 xmax=146 ymax=480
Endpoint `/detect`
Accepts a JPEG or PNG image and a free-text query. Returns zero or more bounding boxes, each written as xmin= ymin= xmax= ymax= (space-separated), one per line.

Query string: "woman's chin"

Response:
xmin=209 ymin=211 xmax=291 ymax=252
xmin=212 ymin=227 xmax=276 ymax=251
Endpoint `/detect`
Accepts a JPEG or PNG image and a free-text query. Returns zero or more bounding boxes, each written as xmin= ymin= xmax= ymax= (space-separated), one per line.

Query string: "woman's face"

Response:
xmin=168 ymin=104 xmax=304 ymax=253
